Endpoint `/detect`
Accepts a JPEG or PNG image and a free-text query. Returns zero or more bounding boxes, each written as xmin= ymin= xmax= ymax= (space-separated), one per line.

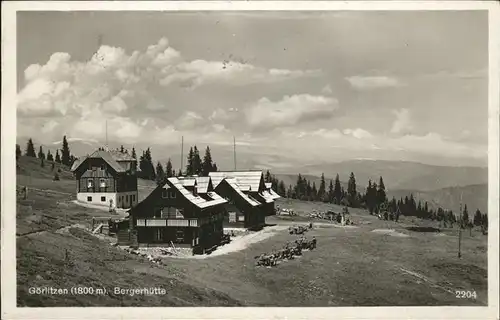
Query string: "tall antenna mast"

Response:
xmin=180 ymin=136 xmax=184 ymax=175
xmin=105 ymin=120 xmax=108 ymax=151
xmin=233 ymin=136 xmax=236 ymax=171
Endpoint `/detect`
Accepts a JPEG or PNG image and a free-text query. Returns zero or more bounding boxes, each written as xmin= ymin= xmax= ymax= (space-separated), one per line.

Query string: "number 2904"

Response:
xmin=455 ymin=290 xmax=477 ymax=299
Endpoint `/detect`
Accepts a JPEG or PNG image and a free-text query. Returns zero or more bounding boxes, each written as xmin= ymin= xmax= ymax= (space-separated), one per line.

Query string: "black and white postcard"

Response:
xmin=2 ymin=1 xmax=499 ymax=319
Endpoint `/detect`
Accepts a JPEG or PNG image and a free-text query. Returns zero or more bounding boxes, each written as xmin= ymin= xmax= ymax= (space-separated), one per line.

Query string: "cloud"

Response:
xmin=390 ymin=108 xmax=412 ymax=134
xmin=245 ymin=94 xmax=339 ymax=129
xmin=321 ymin=84 xmax=333 ymax=94
xmin=346 ymin=75 xmax=402 ymax=89
xmin=17 ymin=37 xmax=319 ymax=142
xmin=174 ymin=111 xmax=204 ymax=130
xmin=343 ymin=128 xmax=373 ymax=139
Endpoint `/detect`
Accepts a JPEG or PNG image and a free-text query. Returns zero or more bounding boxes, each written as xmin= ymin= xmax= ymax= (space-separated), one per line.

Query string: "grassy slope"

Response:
xmin=16 ymin=156 xmax=488 ymax=306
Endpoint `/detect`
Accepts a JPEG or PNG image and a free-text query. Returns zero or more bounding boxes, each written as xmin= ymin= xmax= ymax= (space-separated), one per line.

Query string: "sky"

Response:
xmin=16 ymin=11 xmax=489 ymax=167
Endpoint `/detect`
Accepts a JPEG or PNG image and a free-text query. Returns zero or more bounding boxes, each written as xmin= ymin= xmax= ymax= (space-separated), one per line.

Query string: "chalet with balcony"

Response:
xmin=70 ymin=149 xmax=139 ymax=209
xmin=128 ymin=176 xmax=227 ymax=253
xmin=209 ymin=171 xmax=278 ymax=229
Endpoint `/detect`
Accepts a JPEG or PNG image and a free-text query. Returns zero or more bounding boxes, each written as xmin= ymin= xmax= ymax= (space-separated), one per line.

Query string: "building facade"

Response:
xmin=70 ymin=149 xmax=139 ymax=209
xmin=209 ymin=171 xmax=278 ymax=229
xmin=128 ymin=177 xmax=227 ymax=253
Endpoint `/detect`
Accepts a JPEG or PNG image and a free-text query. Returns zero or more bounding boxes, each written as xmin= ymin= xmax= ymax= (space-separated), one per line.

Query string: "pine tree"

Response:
xmin=172 ymin=169 xmax=176 ymax=177
xmin=312 ymin=182 xmax=318 ymax=201
xmin=186 ymin=147 xmax=194 ymax=175
xmin=318 ymin=173 xmax=326 ymax=201
xmin=462 ymin=204 xmax=469 ymax=229
xmin=287 ymin=184 xmax=293 ymax=198
xmin=165 ymin=158 xmax=173 ymax=178
xmin=37 ymin=146 xmax=45 ymax=160
xmin=347 ymin=172 xmax=357 ymax=207
xmin=193 ymin=146 xmax=202 ymax=175
xmin=55 ymin=150 xmax=61 ymax=163
xmin=40 ymin=157 xmax=45 ymax=168
xmin=16 ymin=144 xmax=22 ymax=160
xmin=473 ymin=209 xmax=482 ymax=226
xmin=131 ymin=147 xmax=137 ymax=159
xmin=366 ymin=180 xmax=376 ymax=215
xmin=278 ymin=181 xmax=286 ymax=196
xmin=46 ymin=150 xmax=53 ymax=162
xmin=333 ymin=174 xmax=342 ymax=204
xmin=265 ymin=170 xmax=272 ymax=183
xmin=26 ymin=138 xmax=36 ymax=157
xmin=120 ymin=145 xmax=125 ymax=153
xmin=145 ymin=148 xmax=156 ymax=180
xmin=177 ymin=169 xmax=183 ymax=177
xmin=202 ymin=146 xmax=214 ymax=175
xmin=61 ymin=136 xmax=71 ymax=166
xmin=213 ymin=163 xmax=218 ymax=172
xmin=377 ymin=176 xmax=387 ymax=206
xmin=155 ymin=162 xmax=165 ymax=186
xmin=328 ymin=179 xmax=334 ymax=203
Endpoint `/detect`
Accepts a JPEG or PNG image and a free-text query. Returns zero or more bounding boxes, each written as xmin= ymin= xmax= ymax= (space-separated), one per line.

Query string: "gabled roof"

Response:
xmin=209 ymin=171 xmax=264 ymax=192
xmin=195 ymin=176 xmax=211 ymax=194
xmin=224 ymin=178 xmax=261 ymax=207
xmin=259 ymin=190 xmax=275 ymax=203
xmin=166 ymin=177 xmax=227 ymax=209
xmin=269 ymin=189 xmax=281 ymax=200
xmin=177 ymin=177 xmax=197 ymax=187
xmin=71 ymin=150 xmax=126 ymax=173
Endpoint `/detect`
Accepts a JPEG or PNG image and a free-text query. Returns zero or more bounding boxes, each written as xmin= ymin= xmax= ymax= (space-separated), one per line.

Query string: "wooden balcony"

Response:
xmin=136 ymin=218 xmax=199 ymax=228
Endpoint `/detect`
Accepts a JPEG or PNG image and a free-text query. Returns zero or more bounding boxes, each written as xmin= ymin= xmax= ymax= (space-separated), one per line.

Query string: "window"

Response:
xmin=162 ymin=189 xmax=168 ymax=198
xmin=155 ymin=229 xmax=163 ymax=242
xmin=175 ymin=230 xmax=184 ymax=243
xmin=175 ymin=209 xmax=184 ymax=219
xmin=100 ymin=165 xmax=105 ymax=170
xmin=87 ymin=179 xmax=94 ymax=188
xmin=87 ymin=196 xmax=92 ymax=202
xmin=229 ymin=212 xmax=236 ymax=223
xmin=101 ymin=196 xmax=106 ymax=202
xmin=100 ymin=179 xmax=106 ymax=188
xmin=153 ymin=207 xmax=162 ymax=218
xmin=238 ymin=214 xmax=245 ymax=222
xmin=170 ymin=191 xmax=176 ymax=198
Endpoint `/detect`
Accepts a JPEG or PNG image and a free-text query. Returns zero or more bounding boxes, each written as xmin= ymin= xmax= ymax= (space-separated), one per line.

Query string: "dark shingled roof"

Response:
xmin=71 ymin=149 xmax=137 ymax=173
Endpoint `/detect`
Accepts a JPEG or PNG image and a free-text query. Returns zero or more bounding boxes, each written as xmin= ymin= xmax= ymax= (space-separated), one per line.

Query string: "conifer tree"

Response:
xmin=172 ymin=169 xmax=176 ymax=177
xmin=278 ymin=181 xmax=286 ymax=196
xmin=38 ymin=146 xmax=45 ymax=160
xmin=26 ymin=138 xmax=36 ymax=157
xmin=462 ymin=204 xmax=469 ymax=229
xmin=473 ymin=209 xmax=482 ymax=226
xmin=212 ymin=162 xmax=218 ymax=172
xmin=46 ymin=150 xmax=53 ymax=162
xmin=55 ymin=150 xmax=61 ymax=163
xmin=186 ymin=147 xmax=194 ymax=175
xmin=333 ymin=174 xmax=342 ymax=204
xmin=312 ymin=182 xmax=318 ymax=201
xmin=193 ymin=146 xmax=202 ymax=175
xmin=318 ymin=173 xmax=326 ymax=201
xmin=265 ymin=170 xmax=272 ymax=183
xmin=61 ymin=136 xmax=71 ymax=166
xmin=16 ymin=144 xmax=22 ymax=160
xmin=120 ymin=145 xmax=125 ymax=153
xmin=165 ymin=158 xmax=173 ymax=178
xmin=377 ymin=176 xmax=387 ymax=206
xmin=328 ymin=179 xmax=334 ymax=203
xmin=40 ymin=157 xmax=45 ymax=168
xmin=155 ymin=162 xmax=165 ymax=186
xmin=347 ymin=172 xmax=357 ymax=207
xmin=366 ymin=180 xmax=377 ymax=215
xmin=202 ymin=146 xmax=214 ymax=175
xmin=131 ymin=147 xmax=137 ymax=159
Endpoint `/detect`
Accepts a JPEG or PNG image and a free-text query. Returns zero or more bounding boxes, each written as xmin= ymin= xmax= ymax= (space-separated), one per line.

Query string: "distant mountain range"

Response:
xmin=387 ymin=183 xmax=488 ymax=214
xmin=18 ymin=136 xmax=488 ymax=206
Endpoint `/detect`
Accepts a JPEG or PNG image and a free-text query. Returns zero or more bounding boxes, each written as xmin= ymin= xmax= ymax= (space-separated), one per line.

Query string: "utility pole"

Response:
xmin=458 ymin=192 xmax=463 ymax=258
xmin=233 ymin=136 xmax=237 ymax=171
xmin=180 ymin=136 xmax=184 ymax=175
